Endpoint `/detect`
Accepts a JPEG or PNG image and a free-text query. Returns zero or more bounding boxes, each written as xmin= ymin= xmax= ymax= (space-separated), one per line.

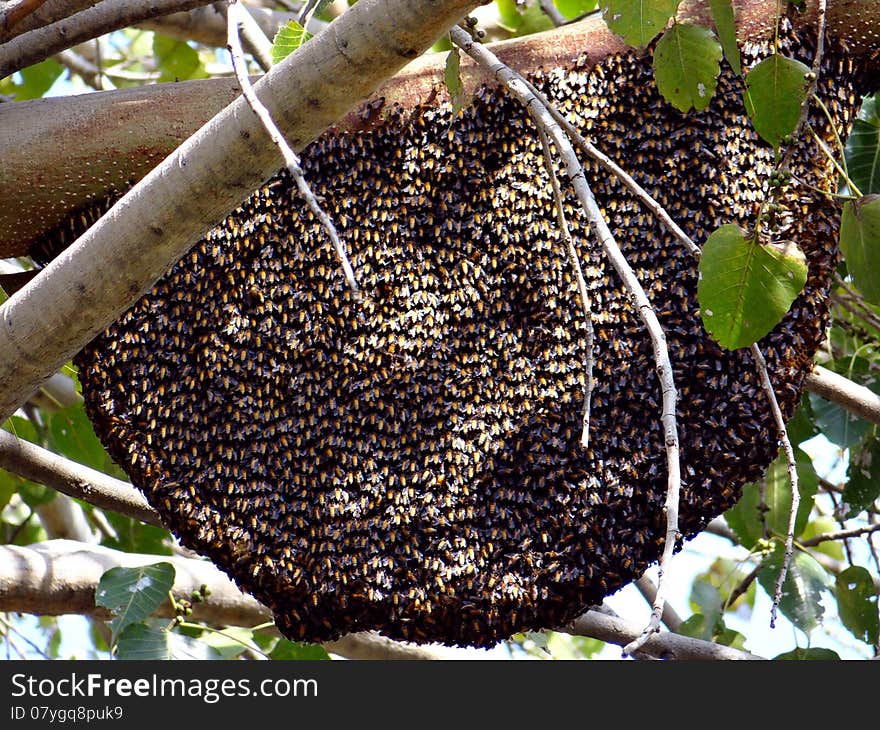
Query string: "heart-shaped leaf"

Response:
xmin=653 ymin=23 xmax=722 ymax=112
xmin=602 ymin=0 xmax=681 ymax=47
xmin=699 ymin=224 xmax=808 ymax=350
xmin=744 ymin=54 xmax=811 ymax=148
xmin=839 ymin=195 xmax=880 ymax=303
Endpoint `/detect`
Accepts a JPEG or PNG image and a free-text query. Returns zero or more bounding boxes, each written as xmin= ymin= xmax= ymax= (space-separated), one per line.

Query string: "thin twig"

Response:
xmin=450 ymin=25 xmax=682 ymax=658
xmin=722 ymin=562 xmax=763 ymax=612
xmin=538 ymin=0 xmax=565 ymax=26
xmin=226 ymin=0 xmax=360 ymax=296
xmin=799 ymin=522 xmax=880 ymax=547
xmin=750 ymin=344 xmax=799 ymax=628
xmin=215 ymin=0 xmax=273 ymax=72
xmin=536 ymin=126 xmax=595 ymax=448
xmin=634 ymin=575 xmax=683 ymax=632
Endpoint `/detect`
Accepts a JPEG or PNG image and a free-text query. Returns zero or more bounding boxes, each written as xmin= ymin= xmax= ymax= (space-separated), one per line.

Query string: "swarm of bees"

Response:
xmin=73 ymin=25 xmax=872 ymax=646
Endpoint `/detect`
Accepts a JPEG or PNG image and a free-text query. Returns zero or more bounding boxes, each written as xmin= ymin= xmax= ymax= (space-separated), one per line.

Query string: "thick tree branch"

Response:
xmin=565 ymin=611 xmax=766 ymax=660
xmin=0 ymin=429 xmax=163 ymax=527
xmin=805 ymin=365 xmax=880 ymax=426
xmin=0 ymin=0 xmax=96 ymax=42
xmin=0 ymin=0 xmax=218 ymax=80
xmin=0 ymin=540 xmax=442 ymax=659
xmin=0 ymin=0 xmax=482 ymax=423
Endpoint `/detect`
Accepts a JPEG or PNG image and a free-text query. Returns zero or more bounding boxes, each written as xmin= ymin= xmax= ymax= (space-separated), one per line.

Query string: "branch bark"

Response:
xmin=0 ymin=429 xmax=164 ymax=527
xmin=0 ymin=0 xmax=482 ymax=423
xmin=0 ymin=0 xmax=218 ymax=79
xmin=805 ymin=365 xmax=880 ymax=426
xmin=0 ymin=0 xmax=96 ymax=42
xmin=565 ymin=611 xmax=766 ymax=660
xmin=0 ymin=540 xmax=441 ymax=659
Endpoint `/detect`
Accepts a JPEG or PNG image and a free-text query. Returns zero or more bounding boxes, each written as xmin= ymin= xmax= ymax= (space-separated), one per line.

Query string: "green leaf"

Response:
xmin=444 ymin=49 xmax=465 ymax=117
xmin=271 ymin=21 xmax=314 ymax=64
xmin=3 ymin=415 xmax=39 ymax=444
xmin=844 ymin=437 xmax=880 ymax=517
xmin=845 ymin=95 xmax=880 ymax=195
xmin=47 ymin=404 xmax=109 ymax=472
xmin=774 ymin=647 xmax=841 ymax=660
xmin=270 ymin=640 xmax=331 ymax=660
xmin=698 ymin=224 xmax=808 ymax=350
xmin=0 ymin=58 xmax=63 ymax=101
xmin=96 ymin=563 xmax=175 ymax=642
xmin=724 ymin=450 xmax=817 ymax=549
xmin=757 ymin=546 xmax=831 ymax=632
xmin=800 ymin=518 xmax=845 ymax=561
xmin=602 ymin=0 xmax=681 ymax=47
xmin=786 ymin=397 xmax=818 ymax=448
xmin=554 ymin=0 xmax=599 ymax=19
xmin=836 ymin=566 xmax=880 ymax=644
xmin=200 ymin=627 xmax=255 ymax=659
xmin=677 ymin=614 xmax=746 ymax=647
xmin=116 ymin=624 xmax=222 ymax=660
xmin=102 ymin=512 xmax=174 ymax=556
xmin=743 ymin=54 xmax=811 ymax=148
xmin=153 ymin=35 xmax=207 ymax=82
xmin=652 ymin=23 xmax=722 ymax=112
xmin=808 ymin=392 xmax=870 ymax=449
xmin=708 ymin=0 xmax=741 ymax=75
xmin=840 ymin=196 xmax=880 ymax=303
xmin=544 ymin=631 xmax=604 ymax=659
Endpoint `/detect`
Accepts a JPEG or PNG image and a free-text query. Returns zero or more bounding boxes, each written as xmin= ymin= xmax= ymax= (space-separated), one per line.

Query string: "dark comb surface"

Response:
xmin=76 ymin=28 xmax=867 ymax=646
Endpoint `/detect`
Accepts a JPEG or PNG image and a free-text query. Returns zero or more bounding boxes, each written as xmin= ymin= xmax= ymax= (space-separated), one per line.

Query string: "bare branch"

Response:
xmin=536 ymin=126 xmax=594 ymax=448
xmin=0 ymin=0 xmax=218 ymax=80
xmin=0 ymin=0 xmax=96 ymax=42
xmin=750 ymin=344 xmax=800 ymax=628
xmin=0 ymin=0 xmax=483 ymax=424
xmin=565 ymin=610 xmax=766 ymax=660
xmin=449 ymin=25 xmax=682 ymax=658
xmin=0 ymin=540 xmax=442 ymax=659
xmin=226 ymin=0 xmax=359 ymax=294
xmin=0 ymin=429 xmax=163 ymax=527
xmin=538 ymin=0 xmax=565 ymax=27
xmin=136 ymin=4 xmax=306 ymax=48
xmin=799 ymin=522 xmax=880 ymax=547
xmin=805 ymin=365 xmax=880 ymax=426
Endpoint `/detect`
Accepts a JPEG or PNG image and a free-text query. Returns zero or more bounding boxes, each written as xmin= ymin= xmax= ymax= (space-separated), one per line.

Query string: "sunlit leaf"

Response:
xmin=544 ymin=631 xmax=604 ymax=659
xmin=602 ymin=0 xmax=681 ymax=47
xmin=554 ymin=0 xmax=599 ymax=19
xmin=708 ymin=0 xmax=741 ymax=75
xmin=0 ymin=58 xmax=63 ymax=101
xmin=652 ymin=23 xmax=722 ymax=112
xmin=270 ymin=640 xmax=331 ymax=660
xmin=744 ymin=54 xmax=811 ymax=148
xmin=800 ymin=518 xmax=845 ymax=561
xmin=153 ymin=35 xmax=207 ymax=83
xmin=699 ymin=224 xmax=808 ymax=350
xmin=839 ymin=195 xmax=880 ymax=303
xmin=96 ymin=563 xmax=175 ymax=641
xmin=444 ymin=48 xmax=465 ymax=117
xmin=271 ymin=21 xmax=313 ymax=65
xmin=836 ymin=566 xmax=880 ymax=644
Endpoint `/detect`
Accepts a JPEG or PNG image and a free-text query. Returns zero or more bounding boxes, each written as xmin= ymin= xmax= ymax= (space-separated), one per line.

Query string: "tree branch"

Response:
xmin=0 ymin=0 xmax=218 ymax=80
xmin=0 ymin=429 xmax=163 ymax=527
xmin=564 ymin=611 xmax=766 ymax=660
xmin=0 ymin=540 xmax=443 ymax=659
xmin=805 ymin=365 xmax=880 ymax=426
xmin=0 ymin=0 xmax=96 ymax=42
xmin=136 ymin=4 xmax=307 ymax=52
xmin=0 ymin=0 xmax=482 ymax=423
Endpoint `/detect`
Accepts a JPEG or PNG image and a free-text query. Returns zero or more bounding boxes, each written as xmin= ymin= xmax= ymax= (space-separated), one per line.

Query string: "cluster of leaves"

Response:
xmin=94 ymin=563 xmax=329 ymax=660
